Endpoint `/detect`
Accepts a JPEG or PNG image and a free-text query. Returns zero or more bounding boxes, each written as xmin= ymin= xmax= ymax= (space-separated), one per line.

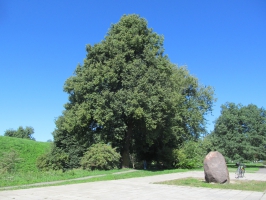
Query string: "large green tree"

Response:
xmin=4 ymin=126 xmax=35 ymax=141
xmin=209 ymin=102 xmax=266 ymax=162
xmin=53 ymin=14 xmax=214 ymax=168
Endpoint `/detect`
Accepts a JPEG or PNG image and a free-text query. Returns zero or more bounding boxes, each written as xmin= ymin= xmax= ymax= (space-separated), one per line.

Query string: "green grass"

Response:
xmin=0 ymin=168 xmax=188 ymax=189
xmin=0 ymin=161 xmax=263 ymax=189
xmin=157 ymin=177 xmax=266 ymax=192
xmin=0 ymin=164 xmax=262 ymax=190
xmin=0 ymin=136 xmax=51 ymax=172
xmin=0 ymin=168 xmax=130 ymax=187
xmin=42 ymin=168 xmax=189 ymax=187
xmin=0 ymin=138 xmax=263 ymax=191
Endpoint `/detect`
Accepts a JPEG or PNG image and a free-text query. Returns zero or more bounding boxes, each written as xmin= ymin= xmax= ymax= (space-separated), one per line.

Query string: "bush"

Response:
xmin=36 ymin=147 xmax=69 ymax=171
xmin=80 ymin=143 xmax=121 ymax=170
xmin=173 ymin=140 xmax=205 ymax=169
xmin=0 ymin=149 xmax=22 ymax=174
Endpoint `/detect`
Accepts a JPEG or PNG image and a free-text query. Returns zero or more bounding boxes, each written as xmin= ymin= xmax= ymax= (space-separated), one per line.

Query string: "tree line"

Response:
xmin=4 ymin=126 xmax=35 ymax=141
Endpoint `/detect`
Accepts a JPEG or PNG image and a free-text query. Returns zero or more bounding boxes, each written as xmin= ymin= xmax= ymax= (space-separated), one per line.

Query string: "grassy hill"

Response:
xmin=0 ymin=136 xmax=51 ymax=172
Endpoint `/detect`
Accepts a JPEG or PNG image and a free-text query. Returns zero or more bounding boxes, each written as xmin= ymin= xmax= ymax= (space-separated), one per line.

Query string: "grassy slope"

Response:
xmin=0 ymin=136 xmax=51 ymax=172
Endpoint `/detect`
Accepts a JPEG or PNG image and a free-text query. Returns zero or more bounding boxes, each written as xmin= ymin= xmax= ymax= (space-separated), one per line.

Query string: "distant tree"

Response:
xmin=3 ymin=129 xmax=17 ymax=137
xmin=52 ymin=14 xmax=215 ymax=169
xmin=4 ymin=126 xmax=35 ymax=141
xmin=209 ymin=103 xmax=266 ymax=162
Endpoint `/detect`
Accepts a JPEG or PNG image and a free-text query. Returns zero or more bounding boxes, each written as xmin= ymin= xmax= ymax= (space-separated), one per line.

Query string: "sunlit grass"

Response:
xmin=0 ymin=168 xmax=189 ymax=189
xmin=0 ymin=168 xmax=129 ymax=187
xmin=0 ymin=162 xmax=263 ymax=190
xmin=157 ymin=177 xmax=266 ymax=192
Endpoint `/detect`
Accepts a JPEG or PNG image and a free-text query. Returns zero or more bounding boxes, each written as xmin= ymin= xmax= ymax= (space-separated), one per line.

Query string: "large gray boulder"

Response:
xmin=204 ymin=151 xmax=230 ymax=183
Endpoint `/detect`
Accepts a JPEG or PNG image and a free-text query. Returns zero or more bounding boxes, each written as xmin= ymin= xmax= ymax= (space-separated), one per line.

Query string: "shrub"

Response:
xmin=173 ymin=140 xmax=205 ymax=169
xmin=36 ymin=147 xmax=69 ymax=171
xmin=0 ymin=149 xmax=22 ymax=174
xmin=80 ymin=143 xmax=121 ymax=170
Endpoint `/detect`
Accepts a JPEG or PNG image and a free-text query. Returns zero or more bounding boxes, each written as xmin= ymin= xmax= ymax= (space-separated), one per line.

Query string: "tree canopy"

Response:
xmin=209 ymin=102 xmax=266 ymax=162
xmin=52 ymin=14 xmax=215 ymax=168
xmin=4 ymin=126 xmax=35 ymax=141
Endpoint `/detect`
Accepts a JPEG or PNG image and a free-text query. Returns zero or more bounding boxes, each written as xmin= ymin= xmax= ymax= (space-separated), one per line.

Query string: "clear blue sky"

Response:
xmin=1 ymin=0 xmax=265 ymax=142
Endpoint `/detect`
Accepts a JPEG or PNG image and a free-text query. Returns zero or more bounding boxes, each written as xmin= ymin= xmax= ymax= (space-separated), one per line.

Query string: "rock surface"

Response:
xmin=204 ymin=151 xmax=230 ymax=183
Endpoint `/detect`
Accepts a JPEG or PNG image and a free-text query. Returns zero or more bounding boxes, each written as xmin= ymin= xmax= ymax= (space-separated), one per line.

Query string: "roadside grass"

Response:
xmin=41 ymin=168 xmax=189 ymax=186
xmin=0 ymin=161 xmax=263 ymax=190
xmin=0 ymin=168 xmax=188 ymax=190
xmin=156 ymin=177 xmax=266 ymax=192
xmin=0 ymin=168 xmax=130 ymax=187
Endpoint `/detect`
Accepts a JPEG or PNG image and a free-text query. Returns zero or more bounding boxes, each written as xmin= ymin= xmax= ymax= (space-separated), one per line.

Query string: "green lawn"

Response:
xmin=0 ymin=168 xmax=129 ymax=187
xmin=1 ymin=162 xmax=263 ymax=189
xmin=0 ymin=140 xmax=263 ymax=191
xmin=154 ymin=163 xmax=265 ymax=192
xmin=157 ymin=177 xmax=266 ymax=192
xmin=0 ymin=168 xmax=188 ymax=189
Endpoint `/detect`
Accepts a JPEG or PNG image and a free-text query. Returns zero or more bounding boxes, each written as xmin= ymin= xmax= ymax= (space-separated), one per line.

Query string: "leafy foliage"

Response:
xmin=51 ymin=116 xmax=88 ymax=169
xmin=209 ymin=103 xmax=266 ymax=162
xmin=52 ymin=14 xmax=215 ymax=169
xmin=36 ymin=146 xmax=69 ymax=171
xmin=173 ymin=140 xmax=207 ymax=169
xmin=80 ymin=143 xmax=121 ymax=170
xmin=4 ymin=126 xmax=35 ymax=140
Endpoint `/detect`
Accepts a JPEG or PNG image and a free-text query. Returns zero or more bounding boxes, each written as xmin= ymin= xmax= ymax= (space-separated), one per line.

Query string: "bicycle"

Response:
xmin=235 ymin=162 xmax=245 ymax=178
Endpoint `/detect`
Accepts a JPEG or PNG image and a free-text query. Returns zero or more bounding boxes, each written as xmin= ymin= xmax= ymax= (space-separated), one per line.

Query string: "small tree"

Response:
xmin=80 ymin=143 xmax=121 ymax=170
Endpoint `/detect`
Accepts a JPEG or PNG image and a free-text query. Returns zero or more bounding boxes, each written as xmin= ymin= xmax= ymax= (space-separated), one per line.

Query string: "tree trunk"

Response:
xmin=122 ymin=122 xmax=132 ymax=168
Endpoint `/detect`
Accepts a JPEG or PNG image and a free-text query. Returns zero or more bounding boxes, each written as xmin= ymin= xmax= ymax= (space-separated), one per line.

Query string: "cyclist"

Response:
xmin=235 ymin=162 xmax=245 ymax=178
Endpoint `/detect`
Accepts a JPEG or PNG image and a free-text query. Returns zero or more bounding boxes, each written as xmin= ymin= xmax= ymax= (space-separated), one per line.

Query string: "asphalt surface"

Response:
xmin=1 ymin=170 xmax=266 ymax=200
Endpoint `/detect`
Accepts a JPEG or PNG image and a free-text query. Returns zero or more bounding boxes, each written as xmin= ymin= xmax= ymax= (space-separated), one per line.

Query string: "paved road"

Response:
xmin=1 ymin=171 xmax=266 ymax=200
xmin=257 ymin=166 xmax=266 ymax=174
